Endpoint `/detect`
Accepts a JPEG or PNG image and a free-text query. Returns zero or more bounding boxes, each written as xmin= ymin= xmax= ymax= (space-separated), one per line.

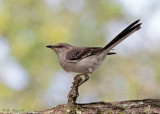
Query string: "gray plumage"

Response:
xmin=47 ymin=20 xmax=141 ymax=74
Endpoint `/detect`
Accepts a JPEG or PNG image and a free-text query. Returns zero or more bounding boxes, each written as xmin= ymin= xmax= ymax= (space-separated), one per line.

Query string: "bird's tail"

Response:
xmin=102 ymin=20 xmax=142 ymax=53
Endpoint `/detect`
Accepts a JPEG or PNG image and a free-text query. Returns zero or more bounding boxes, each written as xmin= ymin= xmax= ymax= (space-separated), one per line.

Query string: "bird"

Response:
xmin=46 ymin=20 xmax=142 ymax=84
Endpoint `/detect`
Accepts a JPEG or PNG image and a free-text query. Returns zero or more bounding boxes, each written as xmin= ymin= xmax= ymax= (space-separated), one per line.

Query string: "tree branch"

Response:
xmin=4 ymin=75 xmax=160 ymax=114
xmin=67 ymin=74 xmax=83 ymax=105
xmin=29 ymin=99 xmax=160 ymax=114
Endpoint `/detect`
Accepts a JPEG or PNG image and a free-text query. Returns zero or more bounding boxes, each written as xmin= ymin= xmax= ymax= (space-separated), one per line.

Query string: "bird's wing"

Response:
xmin=65 ymin=47 xmax=115 ymax=61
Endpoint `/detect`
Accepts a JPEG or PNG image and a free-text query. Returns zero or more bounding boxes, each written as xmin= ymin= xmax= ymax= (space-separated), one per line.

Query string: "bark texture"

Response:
xmin=27 ymin=99 xmax=160 ymax=114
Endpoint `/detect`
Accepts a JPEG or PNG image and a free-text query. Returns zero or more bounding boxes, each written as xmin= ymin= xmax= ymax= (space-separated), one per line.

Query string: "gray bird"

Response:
xmin=47 ymin=20 xmax=141 ymax=84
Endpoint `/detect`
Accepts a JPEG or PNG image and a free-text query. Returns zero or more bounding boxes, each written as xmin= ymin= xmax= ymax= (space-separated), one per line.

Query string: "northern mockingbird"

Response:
xmin=47 ymin=20 xmax=141 ymax=84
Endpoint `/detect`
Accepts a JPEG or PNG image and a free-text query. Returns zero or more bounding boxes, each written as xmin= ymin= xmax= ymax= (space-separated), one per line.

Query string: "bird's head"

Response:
xmin=46 ymin=43 xmax=72 ymax=55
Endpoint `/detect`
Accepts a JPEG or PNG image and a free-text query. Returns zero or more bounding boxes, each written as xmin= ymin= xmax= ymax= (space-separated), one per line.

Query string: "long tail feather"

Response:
xmin=102 ymin=20 xmax=141 ymax=52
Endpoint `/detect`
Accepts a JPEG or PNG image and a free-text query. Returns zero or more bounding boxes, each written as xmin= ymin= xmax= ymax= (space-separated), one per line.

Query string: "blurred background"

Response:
xmin=0 ymin=0 xmax=160 ymax=112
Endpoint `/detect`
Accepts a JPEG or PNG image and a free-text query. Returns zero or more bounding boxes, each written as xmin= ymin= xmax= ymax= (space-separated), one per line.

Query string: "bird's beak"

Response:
xmin=46 ymin=45 xmax=55 ymax=48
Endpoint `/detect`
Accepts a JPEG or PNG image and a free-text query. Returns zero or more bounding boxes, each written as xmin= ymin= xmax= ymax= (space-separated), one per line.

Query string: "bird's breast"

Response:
xmin=59 ymin=55 xmax=104 ymax=73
